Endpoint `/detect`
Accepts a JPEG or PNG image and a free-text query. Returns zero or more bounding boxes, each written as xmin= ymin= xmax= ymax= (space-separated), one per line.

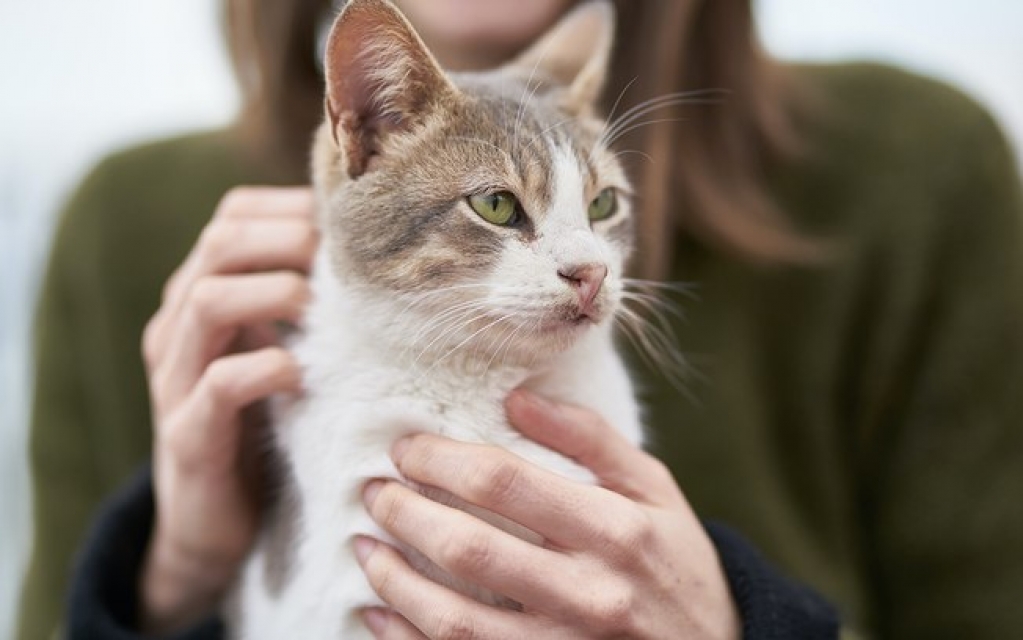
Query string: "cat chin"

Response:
xmin=536 ymin=313 xmax=599 ymax=338
xmin=515 ymin=315 xmax=610 ymax=359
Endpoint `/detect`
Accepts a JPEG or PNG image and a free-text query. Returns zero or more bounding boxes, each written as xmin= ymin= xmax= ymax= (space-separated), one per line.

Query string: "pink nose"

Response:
xmin=558 ymin=263 xmax=608 ymax=313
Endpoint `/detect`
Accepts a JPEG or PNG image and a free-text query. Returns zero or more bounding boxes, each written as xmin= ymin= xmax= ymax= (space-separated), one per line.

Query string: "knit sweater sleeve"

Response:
xmin=67 ymin=467 xmax=224 ymax=640
xmin=65 ymin=467 xmax=838 ymax=639
xmin=706 ymin=524 xmax=840 ymax=638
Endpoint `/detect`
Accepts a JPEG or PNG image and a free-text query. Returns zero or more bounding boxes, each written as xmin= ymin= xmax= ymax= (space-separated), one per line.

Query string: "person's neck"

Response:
xmin=423 ymin=40 xmax=517 ymax=72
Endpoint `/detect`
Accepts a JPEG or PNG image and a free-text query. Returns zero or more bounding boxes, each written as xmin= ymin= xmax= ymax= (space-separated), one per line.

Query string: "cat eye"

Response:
xmin=468 ymin=191 xmax=521 ymax=226
xmin=588 ymin=188 xmax=618 ymax=222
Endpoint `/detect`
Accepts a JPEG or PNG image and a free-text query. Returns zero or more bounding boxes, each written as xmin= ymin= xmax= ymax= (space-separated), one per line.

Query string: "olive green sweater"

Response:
xmin=18 ymin=63 xmax=1023 ymax=639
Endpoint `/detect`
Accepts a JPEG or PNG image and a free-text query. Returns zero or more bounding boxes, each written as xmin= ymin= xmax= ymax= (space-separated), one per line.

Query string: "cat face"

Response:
xmin=314 ymin=0 xmax=631 ymax=364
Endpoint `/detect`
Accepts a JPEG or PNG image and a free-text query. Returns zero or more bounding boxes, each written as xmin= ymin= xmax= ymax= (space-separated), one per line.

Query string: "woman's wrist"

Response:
xmin=140 ymin=528 xmax=239 ymax=634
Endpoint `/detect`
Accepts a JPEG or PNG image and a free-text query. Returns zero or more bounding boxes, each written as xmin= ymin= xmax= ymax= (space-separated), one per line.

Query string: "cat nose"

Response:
xmin=558 ymin=263 xmax=608 ymax=312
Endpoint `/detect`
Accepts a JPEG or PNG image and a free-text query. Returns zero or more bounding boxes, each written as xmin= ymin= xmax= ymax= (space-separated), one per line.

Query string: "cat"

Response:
xmin=228 ymin=0 xmax=642 ymax=637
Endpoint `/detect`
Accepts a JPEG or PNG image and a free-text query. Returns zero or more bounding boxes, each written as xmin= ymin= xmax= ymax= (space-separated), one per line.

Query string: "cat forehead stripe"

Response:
xmin=550 ymin=141 xmax=589 ymax=227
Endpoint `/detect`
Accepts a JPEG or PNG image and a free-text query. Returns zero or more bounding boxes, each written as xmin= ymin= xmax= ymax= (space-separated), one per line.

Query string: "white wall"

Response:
xmin=1 ymin=1 xmax=1021 ymax=636
xmin=758 ymin=0 xmax=1023 ymax=165
xmin=0 ymin=2 xmax=236 ymax=636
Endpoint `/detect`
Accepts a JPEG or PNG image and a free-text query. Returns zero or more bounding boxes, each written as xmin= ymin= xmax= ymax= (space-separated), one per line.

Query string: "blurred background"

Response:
xmin=1 ymin=0 xmax=1021 ymax=636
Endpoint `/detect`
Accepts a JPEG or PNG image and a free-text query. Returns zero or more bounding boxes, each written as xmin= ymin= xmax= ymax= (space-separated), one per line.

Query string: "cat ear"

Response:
xmin=508 ymin=0 xmax=615 ymax=111
xmin=324 ymin=0 xmax=456 ymax=177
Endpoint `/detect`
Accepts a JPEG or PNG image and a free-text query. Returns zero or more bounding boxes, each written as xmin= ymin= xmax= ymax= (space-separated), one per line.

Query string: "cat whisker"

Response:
xmin=514 ymin=79 xmax=546 ymax=157
xmin=601 ymin=117 xmax=690 ymax=152
xmin=513 ymin=49 xmax=550 ymax=157
xmin=406 ymin=293 xmax=528 ymax=367
xmin=522 ymin=117 xmax=575 ymax=158
xmin=398 ymin=289 xmax=492 ymax=315
xmin=602 ymin=76 xmax=640 ymax=139
xmin=393 ymin=282 xmax=495 ymax=304
xmin=594 ymin=90 xmax=726 ymax=154
xmin=589 ymin=99 xmax=699 ymax=165
xmin=510 ymin=321 xmax=540 ymax=370
xmin=389 ymin=294 xmax=487 ymax=346
xmin=620 ymin=292 xmax=685 ymax=326
xmin=598 ymin=88 xmax=726 ymax=143
xmin=615 ymin=278 xmax=697 ymax=396
xmin=609 ymin=149 xmax=654 ymax=165
xmin=614 ymin=306 xmax=694 ymax=397
xmin=622 ymin=277 xmax=697 ymax=295
xmin=408 ymin=307 xmax=494 ymax=371
xmin=621 ymin=281 xmax=693 ymax=305
xmin=417 ymin=310 xmax=519 ymax=381
xmin=484 ymin=312 xmax=533 ymax=371
xmin=622 ymin=278 xmax=700 ymax=313
xmin=347 ymin=283 xmax=493 ymax=320
xmin=404 ymin=299 xmax=490 ymax=352
xmin=491 ymin=325 xmax=522 ymax=371
xmin=620 ymin=291 xmax=682 ymax=338
xmin=406 ymin=299 xmax=493 ymax=350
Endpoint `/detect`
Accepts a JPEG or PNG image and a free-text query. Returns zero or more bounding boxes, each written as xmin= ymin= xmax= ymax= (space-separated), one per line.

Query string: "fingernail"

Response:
xmin=509 ymin=388 xmax=553 ymax=411
xmin=507 ymin=388 xmax=533 ymax=407
xmin=362 ymin=607 xmax=388 ymax=634
xmin=353 ymin=536 xmax=377 ymax=565
xmin=363 ymin=480 xmax=384 ymax=507
xmin=391 ymin=436 xmax=411 ymax=463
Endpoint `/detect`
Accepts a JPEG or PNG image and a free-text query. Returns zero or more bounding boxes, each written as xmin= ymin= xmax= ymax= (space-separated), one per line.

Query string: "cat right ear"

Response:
xmin=324 ymin=0 xmax=456 ymax=178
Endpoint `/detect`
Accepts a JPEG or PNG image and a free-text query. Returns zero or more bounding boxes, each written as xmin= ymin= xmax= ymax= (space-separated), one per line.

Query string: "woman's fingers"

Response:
xmin=159 ymin=347 xmax=300 ymax=473
xmin=354 ymin=537 xmax=538 ymax=640
xmin=163 ymin=216 xmax=317 ymax=308
xmin=150 ymin=271 xmax=310 ymax=408
xmin=364 ymin=393 xmax=738 ymax=638
xmin=391 ymin=433 xmax=638 ymax=551
xmin=149 ymin=217 xmax=316 ymax=365
xmin=505 ymin=390 xmax=680 ymax=505
xmin=363 ymin=480 xmax=577 ymax=612
xmin=162 ymin=186 xmax=313 ymax=305
xmin=148 ymin=187 xmax=315 ymax=361
xmin=179 ymin=217 xmax=315 ymax=281
xmin=361 ymin=608 xmax=428 ymax=640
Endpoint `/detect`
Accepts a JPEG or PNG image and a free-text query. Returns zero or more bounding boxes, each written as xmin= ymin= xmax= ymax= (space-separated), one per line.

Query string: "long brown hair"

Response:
xmin=223 ymin=0 xmax=811 ymax=277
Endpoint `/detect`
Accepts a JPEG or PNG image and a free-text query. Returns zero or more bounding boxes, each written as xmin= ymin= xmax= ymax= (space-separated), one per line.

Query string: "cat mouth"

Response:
xmin=540 ymin=305 xmax=603 ymax=333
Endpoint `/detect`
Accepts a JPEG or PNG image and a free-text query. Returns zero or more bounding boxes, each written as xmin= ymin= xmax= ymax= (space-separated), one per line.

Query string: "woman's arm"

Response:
xmin=138 ymin=186 xmax=315 ymax=633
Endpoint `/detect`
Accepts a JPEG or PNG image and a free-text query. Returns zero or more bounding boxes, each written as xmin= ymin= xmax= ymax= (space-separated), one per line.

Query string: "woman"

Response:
xmin=18 ymin=0 xmax=1023 ymax=638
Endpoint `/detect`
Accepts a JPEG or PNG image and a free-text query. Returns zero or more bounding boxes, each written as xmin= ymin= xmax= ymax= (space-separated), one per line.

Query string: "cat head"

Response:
xmin=313 ymin=0 xmax=633 ymax=367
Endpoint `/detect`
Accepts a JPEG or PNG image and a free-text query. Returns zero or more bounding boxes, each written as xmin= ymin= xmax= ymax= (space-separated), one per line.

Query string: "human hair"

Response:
xmin=223 ymin=0 xmax=812 ymax=278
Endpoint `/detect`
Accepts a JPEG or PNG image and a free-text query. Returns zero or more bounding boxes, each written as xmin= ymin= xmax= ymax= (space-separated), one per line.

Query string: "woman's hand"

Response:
xmin=356 ymin=389 xmax=741 ymax=639
xmin=140 ymin=187 xmax=317 ymax=633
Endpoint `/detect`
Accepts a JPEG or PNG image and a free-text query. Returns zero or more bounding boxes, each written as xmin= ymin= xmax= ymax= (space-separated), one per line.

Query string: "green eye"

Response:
xmin=469 ymin=191 xmax=520 ymax=226
xmin=588 ymin=188 xmax=618 ymax=222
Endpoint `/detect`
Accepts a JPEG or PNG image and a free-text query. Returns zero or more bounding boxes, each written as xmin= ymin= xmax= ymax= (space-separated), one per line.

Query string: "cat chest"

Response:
xmin=283 ymin=386 xmax=517 ymax=467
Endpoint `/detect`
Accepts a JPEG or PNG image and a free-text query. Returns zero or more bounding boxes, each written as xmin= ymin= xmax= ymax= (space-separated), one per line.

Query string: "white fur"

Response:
xmin=230 ymin=144 xmax=641 ymax=640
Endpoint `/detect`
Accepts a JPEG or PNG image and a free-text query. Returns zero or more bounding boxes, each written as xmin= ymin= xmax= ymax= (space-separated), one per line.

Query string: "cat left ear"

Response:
xmin=323 ymin=0 xmax=456 ymax=177
xmin=508 ymin=0 xmax=615 ymax=112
